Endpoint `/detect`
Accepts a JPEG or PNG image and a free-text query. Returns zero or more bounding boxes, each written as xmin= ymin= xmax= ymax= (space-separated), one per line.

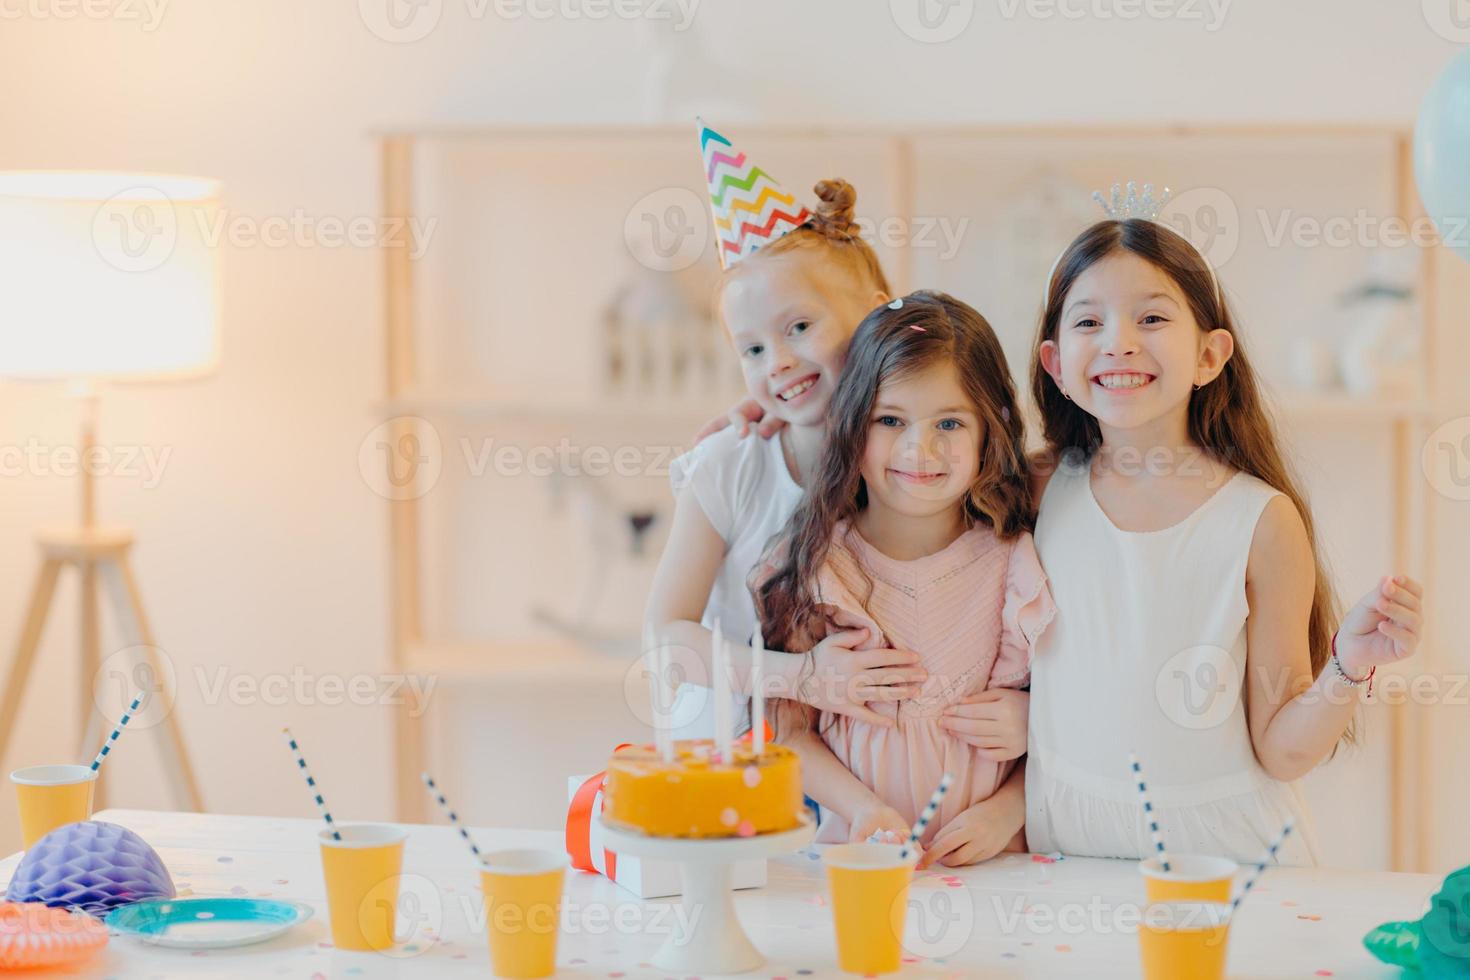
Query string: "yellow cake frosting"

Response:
xmin=602 ymin=739 xmax=804 ymax=839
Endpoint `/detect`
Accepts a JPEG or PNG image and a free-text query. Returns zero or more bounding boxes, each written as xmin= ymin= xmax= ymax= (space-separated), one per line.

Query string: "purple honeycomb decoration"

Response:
xmin=4 ymin=821 xmax=174 ymax=916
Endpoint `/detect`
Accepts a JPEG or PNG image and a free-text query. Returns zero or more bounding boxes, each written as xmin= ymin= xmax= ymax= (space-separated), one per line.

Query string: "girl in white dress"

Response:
xmin=1025 ymin=211 xmax=1425 ymax=866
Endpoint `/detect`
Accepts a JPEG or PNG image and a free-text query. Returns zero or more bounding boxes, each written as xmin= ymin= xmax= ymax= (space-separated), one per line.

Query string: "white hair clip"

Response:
xmin=887 ymin=297 xmax=904 ymax=310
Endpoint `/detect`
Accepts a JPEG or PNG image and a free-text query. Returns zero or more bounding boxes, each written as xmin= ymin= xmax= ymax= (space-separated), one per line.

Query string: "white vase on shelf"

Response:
xmin=1332 ymin=253 xmax=1422 ymax=400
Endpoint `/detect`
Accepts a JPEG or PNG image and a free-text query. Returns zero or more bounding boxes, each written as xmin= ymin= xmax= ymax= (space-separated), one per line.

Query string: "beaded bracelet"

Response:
xmin=1330 ymin=631 xmax=1375 ymax=698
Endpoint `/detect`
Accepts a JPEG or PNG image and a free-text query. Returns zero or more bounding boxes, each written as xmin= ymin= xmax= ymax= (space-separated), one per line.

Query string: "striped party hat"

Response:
xmin=698 ymin=119 xmax=812 ymax=269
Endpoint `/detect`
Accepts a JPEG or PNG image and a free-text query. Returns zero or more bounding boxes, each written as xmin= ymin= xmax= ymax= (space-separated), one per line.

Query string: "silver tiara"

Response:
xmin=1044 ymin=179 xmax=1219 ymax=305
xmin=1092 ymin=182 xmax=1171 ymax=222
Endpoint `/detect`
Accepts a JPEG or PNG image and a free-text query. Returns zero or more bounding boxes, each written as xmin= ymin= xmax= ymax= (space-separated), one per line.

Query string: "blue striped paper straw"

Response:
xmin=1231 ymin=819 xmax=1294 ymax=911
xmin=89 ymin=693 xmax=144 ymax=772
xmin=282 ymin=728 xmax=339 ymax=841
xmin=1129 ymin=752 xmax=1170 ymax=872
xmin=421 ymin=772 xmax=484 ymax=864
xmin=900 ymin=772 xmax=953 ymax=863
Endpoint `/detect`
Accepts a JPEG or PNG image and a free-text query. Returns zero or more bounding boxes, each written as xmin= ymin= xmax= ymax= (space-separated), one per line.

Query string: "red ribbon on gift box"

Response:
xmin=565 ymin=746 xmax=630 ymax=880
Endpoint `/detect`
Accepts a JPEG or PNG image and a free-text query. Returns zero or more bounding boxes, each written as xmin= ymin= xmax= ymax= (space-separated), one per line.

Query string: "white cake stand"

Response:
xmin=594 ymin=814 xmax=816 ymax=975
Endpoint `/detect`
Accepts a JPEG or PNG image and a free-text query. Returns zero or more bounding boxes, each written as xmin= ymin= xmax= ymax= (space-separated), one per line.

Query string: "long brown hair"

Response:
xmin=1030 ymin=219 xmax=1341 ymax=697
xmin=757 ymin=292 xmax=1031 ymax=725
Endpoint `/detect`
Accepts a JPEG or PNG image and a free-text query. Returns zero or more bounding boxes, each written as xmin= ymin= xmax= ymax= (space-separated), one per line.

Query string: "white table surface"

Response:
xmin=0 ymin=808 xmax=1438 ymax=979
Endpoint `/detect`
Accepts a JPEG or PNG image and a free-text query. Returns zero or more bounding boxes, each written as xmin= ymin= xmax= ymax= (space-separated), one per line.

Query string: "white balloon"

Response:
xmin=1415 ymin=49 xmax=1470 ymax=262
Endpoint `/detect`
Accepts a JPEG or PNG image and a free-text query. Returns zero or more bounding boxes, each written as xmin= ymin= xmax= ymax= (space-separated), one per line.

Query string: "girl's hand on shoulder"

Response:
xmin=940 ymin=689 xmax=1029 ymax=762
xmin=1336 ymin=575 xmax=1424 ymax=676
xmin=798 ymin=628 xmax=928 ymax=728
xmin=849 ymin=802 xmax=911 ymax=846
xmin=692 ymin=398 xmax=786 ymax=444
xmin=919 ymin=795 xmax=1018 ymax=869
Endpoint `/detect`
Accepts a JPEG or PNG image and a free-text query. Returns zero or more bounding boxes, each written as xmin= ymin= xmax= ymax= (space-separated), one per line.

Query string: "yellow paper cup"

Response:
xmin=824 ymin=843 xmax=913 ymax=975
xmin=1138 ymin=901 xmax=1232 ymax=980
xmin=480 ymin=848 xmax=566 ymax=979
xmin=11 ymin=765 xmax=97 ymax=848
xmin=318 ymin=824 xmax=408 ymax=951
xmin=1140 ymin=855 xmax=1238 ymax=903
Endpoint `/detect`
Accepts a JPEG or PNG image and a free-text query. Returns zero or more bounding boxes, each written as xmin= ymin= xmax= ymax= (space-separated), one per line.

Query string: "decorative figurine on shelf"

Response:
xmin=4 ymin=821 xmax=175 ymax=916
xmin=1335 ymin=251 xmax=1421 ymax=399
xmin=602 ymin=246 xmax=729 ymax=403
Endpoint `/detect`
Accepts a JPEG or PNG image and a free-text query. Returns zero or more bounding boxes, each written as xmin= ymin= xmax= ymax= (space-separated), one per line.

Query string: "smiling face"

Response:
xmin=859 ymin=360 xmax=982 ymax=520
xmin=719 ymin=248 xmax=888 ymax=428
xmin=1040 ymin=250 xmax=1233 ymax=439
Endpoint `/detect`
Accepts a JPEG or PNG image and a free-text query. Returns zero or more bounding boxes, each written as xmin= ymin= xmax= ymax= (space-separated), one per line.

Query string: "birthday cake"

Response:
xmin=601 ymin=740 xmax=804 ymax=839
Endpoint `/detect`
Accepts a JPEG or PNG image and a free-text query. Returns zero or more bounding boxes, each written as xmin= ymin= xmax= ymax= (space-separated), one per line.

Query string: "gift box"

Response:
xmin=565 ymin=770 xmax=767 ymax=899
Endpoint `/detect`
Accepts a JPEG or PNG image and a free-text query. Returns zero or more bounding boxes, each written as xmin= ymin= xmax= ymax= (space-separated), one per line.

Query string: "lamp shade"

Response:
xmin=0 ymin=172 xmax=221 ymax=382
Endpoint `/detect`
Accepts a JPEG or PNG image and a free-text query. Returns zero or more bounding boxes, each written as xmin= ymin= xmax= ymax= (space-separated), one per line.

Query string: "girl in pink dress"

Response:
xmin=757 ymin=291 xmax=1055 ymax=868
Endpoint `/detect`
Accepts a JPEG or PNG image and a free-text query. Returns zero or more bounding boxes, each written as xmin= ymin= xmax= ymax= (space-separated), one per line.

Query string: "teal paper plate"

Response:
xmin=106 ymin=897 xmax=314 ymax=949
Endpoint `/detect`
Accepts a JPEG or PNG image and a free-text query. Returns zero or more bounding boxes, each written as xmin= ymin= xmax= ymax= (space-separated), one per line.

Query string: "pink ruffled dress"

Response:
xmin=810 ymin=520 xmax=1055 ymax=845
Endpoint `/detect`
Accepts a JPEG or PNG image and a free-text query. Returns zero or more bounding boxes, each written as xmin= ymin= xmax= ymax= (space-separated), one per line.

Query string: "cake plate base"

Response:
xmin=594 ymin=815 xmax=816 ymax=974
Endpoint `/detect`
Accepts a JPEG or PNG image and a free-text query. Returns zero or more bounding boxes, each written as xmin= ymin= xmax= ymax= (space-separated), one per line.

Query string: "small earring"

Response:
xmin=1061 ymin=387 xmax=1072 ymax=402
xmin=1193 ymin=382 xmax=1202 ymax=391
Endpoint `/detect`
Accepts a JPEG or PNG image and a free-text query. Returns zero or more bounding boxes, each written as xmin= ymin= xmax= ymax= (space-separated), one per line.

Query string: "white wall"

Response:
xmin=0 ymin=0 xmax=1464 ymax=868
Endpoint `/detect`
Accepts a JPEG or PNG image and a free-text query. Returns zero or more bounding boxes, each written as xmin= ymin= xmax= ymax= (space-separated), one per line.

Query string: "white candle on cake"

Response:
xmin=648 ymin=630 xmax=674 ymax=763
xmin=751 ymin=628 xmax=765 ymax=756
xmin=712 ymin=620 xmax=732 ymax=763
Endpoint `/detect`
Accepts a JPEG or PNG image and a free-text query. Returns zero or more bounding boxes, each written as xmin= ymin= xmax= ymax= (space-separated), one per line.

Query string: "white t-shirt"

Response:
xmin=669 ymin=426 xmax=804 ymax=647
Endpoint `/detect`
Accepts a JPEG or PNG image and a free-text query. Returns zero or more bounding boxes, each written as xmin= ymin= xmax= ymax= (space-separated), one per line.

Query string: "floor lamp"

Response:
xmin=0 ymin=173 xmax=222 ymax=812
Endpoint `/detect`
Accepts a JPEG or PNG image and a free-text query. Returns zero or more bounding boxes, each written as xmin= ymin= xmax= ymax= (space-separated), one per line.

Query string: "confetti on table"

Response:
xmin=1314 ymin=972 xmax=1333 ymax=977
xmin=1031 ymin=854 xmax=1056 ymax=864
xmin=229 ymin=885 xmax=247 ymax=895
xmin=1282 ymin=900 xmax=1299 ymax=907
xmin=216 ymin=856 xmax=233 ymax=863
xmin=1297 ymin=914 xmax=1322 ymax=921
xmin=1056 ymin=945 xmax=1072 ymax=953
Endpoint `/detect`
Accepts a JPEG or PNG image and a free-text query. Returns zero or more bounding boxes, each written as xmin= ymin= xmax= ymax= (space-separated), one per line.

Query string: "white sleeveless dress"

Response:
xmin=1026 ymin=455 xmax=1320 ymax=867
